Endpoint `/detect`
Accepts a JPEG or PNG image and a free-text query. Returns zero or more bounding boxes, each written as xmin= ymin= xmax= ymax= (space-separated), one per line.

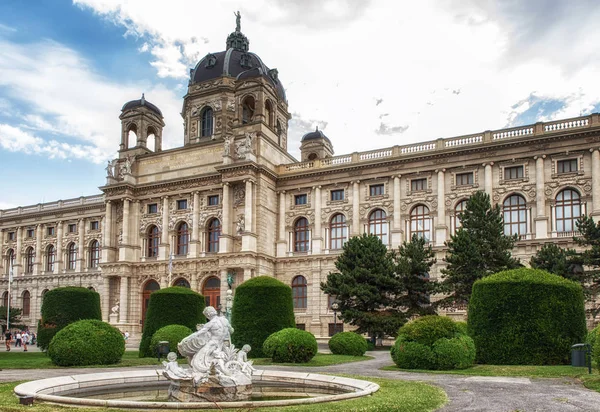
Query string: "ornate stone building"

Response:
xmin=3 ymin=20 xmax=600 ymax=337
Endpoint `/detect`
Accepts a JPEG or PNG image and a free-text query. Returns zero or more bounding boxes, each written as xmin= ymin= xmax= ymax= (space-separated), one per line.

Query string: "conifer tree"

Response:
xmin=530 ymin=243 xmax=578 ymax=280
xmin=321 ymin=234 xmax=404 ymax=341
xmin=392 ymin=234 xmax=437 ymax=318
xmin=437 ymin=191 xmax=519 ymax=307
xmin=572 ymin=215 xmax=600 ymax=315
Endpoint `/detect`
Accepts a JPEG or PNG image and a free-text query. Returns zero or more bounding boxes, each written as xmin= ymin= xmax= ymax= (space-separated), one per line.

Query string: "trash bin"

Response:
xmin=157 ymin=341 xmax=170 ymax=361
xmin=571 ymin=343 xmax=591 ymax=373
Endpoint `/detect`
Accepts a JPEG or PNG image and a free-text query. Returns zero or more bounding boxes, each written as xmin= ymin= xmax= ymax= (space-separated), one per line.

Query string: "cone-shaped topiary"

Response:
xmin=37 ymin=287 xmax=102 ymax=351
xmin=150 ymin=324 xmax=193 ymax=358
xmin=231 ymin=276 xmax=295 ymax=358
xmin=139 ymin=286 xmax=205 ymax=357
xmin=48 ymin=319 xmax=125 ymax=366
xmin=469 ymin=268 xmax=586 ymax=365
xmin=328 ymin=332 xmax=368 ymax=356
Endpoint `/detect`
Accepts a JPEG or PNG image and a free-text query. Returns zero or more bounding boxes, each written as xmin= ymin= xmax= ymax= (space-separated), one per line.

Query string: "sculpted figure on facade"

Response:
xmin=223 ymin=135 xmax=232 ymax=157
xmin=236 ymin=215 xmax=245 ymax=234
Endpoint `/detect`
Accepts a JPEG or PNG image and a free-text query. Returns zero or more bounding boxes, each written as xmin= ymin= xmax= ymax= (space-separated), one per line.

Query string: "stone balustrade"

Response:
xmin=0 ymin=194 xmax=105 ymax=217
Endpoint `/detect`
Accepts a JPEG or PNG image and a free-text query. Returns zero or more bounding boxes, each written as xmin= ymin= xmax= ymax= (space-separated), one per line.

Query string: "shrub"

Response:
xmin=398 ymin=315 xmax=459 ymax=347
xmin=433 ymin=335 xmax=476 ymax=370
xmin=365 ymin=338 xmax=376 ymax=351
xmin=455 ymin=321 xmax=469 ymax=336
xmin=38 ymin=287 xmax=102 ymax=351
xmin=48 ymin=319 xmax=124 ymax=366
xmin=232 ymin=276 xmax=295 ymax=358
xmin=150 ymin=325 xmax=193 ymax=358
xmin=594 ymin=337 xmax=600 ymax=373
xmin=469 ymin=268 xmax=586 ymax=365
xmin=262 ymin=328 xmax=318 ymax=363
xmin=391 ymin=338 xmax=435 ymax=369
xmin=139 ymin=287 xmax=205 ymax=357
xmin=329 ymin=332 xmax=368 ymax=356
xmin=586 ymin=325 xmax=600 ymax=350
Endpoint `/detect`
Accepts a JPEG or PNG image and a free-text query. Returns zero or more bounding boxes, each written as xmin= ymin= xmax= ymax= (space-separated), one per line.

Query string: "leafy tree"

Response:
xmin=0 ymin=307 xmax=25 ymax=332
xmin=437 ymin=191 xmax=520 ymax=308
xmin=530 ymin=243 xmax=578 ymax=280
xmin=571 ymin=215 xmax=600 ymax=316
xmin=321 ymin=234 xmax=403 ymax=341
xmin=392 ymin=235 xmax=437 ymax=318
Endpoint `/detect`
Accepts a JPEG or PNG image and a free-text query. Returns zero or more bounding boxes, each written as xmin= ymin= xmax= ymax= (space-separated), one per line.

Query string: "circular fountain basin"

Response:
xmin=14 ymin=369 xmax=379 ymax=409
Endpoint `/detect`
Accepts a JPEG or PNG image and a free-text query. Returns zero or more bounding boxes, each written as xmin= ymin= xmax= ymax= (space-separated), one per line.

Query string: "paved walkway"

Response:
xmin=3 ymin=351 xmax=600 ymax=411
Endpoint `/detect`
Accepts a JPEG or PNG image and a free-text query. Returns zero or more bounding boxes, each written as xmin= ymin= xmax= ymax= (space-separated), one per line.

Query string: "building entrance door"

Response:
xmin=142 ymin=280 xmax=160 ymax=327
xmin=202 ymin=276 xmax=221 ymax=310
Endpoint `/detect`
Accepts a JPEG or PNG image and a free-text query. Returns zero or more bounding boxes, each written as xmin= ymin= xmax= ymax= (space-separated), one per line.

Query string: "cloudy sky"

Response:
xmin=2 ymin=0 xmax=600 ymax=209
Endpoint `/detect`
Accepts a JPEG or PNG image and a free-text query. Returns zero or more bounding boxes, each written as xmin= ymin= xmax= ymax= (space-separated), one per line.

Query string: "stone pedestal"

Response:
xmin=109 ymin=313 xmax=118 ymax=324
xmin=169 ymin=379 xmax=252 ymax=402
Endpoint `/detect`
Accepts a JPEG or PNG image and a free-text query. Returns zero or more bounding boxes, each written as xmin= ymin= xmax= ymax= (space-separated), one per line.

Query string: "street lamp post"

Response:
xmin=331 ymin=302 xmax=339 ymax=336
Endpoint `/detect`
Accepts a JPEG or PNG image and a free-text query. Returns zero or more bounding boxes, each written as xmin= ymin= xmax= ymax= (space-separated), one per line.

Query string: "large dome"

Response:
xmin=189 ymin=20 xmax=286 ymax=101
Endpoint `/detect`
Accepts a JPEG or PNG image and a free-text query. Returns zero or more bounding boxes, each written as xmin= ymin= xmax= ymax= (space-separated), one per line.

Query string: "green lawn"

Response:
xmin=0 ymin=375 xmax=447 ymax=412
xmin=381 ymin=363 xmax=594 ymax=378
xmin=253 ymin=354 xmax=373 ymax=367
xmin=0 ymin=351 xmax=166 ymax=369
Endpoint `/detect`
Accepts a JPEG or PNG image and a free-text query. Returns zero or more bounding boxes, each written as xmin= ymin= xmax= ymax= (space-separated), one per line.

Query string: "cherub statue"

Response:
xmin=237 ymin=344 xmax=255 ymax=375
xmin=162 ymin=352 xmax=191 ymax=380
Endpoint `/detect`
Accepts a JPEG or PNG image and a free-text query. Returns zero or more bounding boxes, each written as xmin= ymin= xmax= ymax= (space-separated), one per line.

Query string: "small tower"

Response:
xmin=300 ymin=127 xmax=334 ymax=161
xmin=119 ymin=94 xmax=165 ymax=156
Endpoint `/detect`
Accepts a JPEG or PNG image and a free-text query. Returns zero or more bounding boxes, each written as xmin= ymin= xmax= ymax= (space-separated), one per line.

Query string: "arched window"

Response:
xmin=410 ymin=205 xmax=431 ymax=242
xmin=503 ymin=194 xmax=527 ymax=237
xmin=25 ymin=247 xmax=34 ymax=274
xmin=2 ymin=291 xmax=8 ymax=308
xmin=142 ymin=280 xmax=160 ymax=326
xmin=265 ymin=100 xmax=273 ymax=127
xmin=241 ymin=96 xmax=255 ymax=124
xmin=454 ymin=199 xmax=468 ymax=232
xmin=294 ymin=217 xmax=310 ymax=252
xmin=67 ymin=242 xmax=77 ymax=270
xmin=46 ymin=245 xmax=56 ymax=272
xmin=89 ymin=240 xmax=100 ymax=268
xmin=201 ymin=107 xmax=213 ymax=137
xmin=556 ymin=189 xmax=582 ymax=233
xmin=127 ymin=123 xmax=137 ymax=149
xmin=292 ymin=275 xmax=307 ymax=309
xmin=368 ymin=209 xmax=388 ymax=245
xmin=330 ymin=214 xmax=347 ymax=250
xmin=203 ymin=276 xmax=221 ymax=308
xmin=88 ymin=286 xmax=95 ymax=291
xmin=6 ymin=249 xmax=14 ymax=274
xmin=173 ymin=277 xmax=190 ymax=288
xmin=22 ymin=290 xmax=30 ymax=317
xmin=207 ymin=219 xmax=221 ymax=253
xmin=146 ymin=126 xmax=157 ymax=152
xmin=176 ymin=222 xmax=189 ymax=256
xmin=147 ymin=225 xmax=159 ymax=257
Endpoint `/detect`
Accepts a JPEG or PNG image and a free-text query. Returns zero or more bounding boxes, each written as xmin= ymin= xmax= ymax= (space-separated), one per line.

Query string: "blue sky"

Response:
xmin=2 ymin=0 xmax=600 ymax=209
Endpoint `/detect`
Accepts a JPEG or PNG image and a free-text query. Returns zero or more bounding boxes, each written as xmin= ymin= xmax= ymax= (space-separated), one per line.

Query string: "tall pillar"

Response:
xmin=132 ymin=200 xmax=141 ymax=260
xmin=352 ymin=181 xmax=360 ymax=236
xmin=102 ymin=276 xmax=110 ymax=322
xmin=312 ymin=186 xmax=322 ymax=254
xmin=119 ymin=276 xmax=129 ymax=324
xmin=102 ymin=201 xmax=114 ymax=262
xmin=0 ymin=230 xmax=4 ymax=274
xmin=484 ymin=163 xmax=493 ymax=198
xmin=159 ymin=196 xmax=169 ymax=259
xmin=277 ymin=191 xmax=287 ymax=257
xmin=220 ymin=269 xmax=229 ymax=312
xmin=534 ymin=155 xmax=549 ymax=238
xmin=391 ymin=176 xmax=402 ymax=248
xmin=243 ymin=268 xmax=252 ymax=282
xmin=56 ymin=221 xmax=63 ymax=273
xmin=77 ymin=219 xmax=85 ymax=272
xmin=190 ymin=192 xmax=200 ymax=257
xmin=119 ymin=199 xmax=131 ymax=261
xmin=15 ymin=227 xmax=22 ymax=276
xmin=34 ymin=224 xmax=42 ymax=275
xmin=592 ymin=149 xmax=600 ymax=221
xmin=435 ymin=169 xmax=447 ymax=246
xmin=219 ymin=183 xmax=232 ymax=253
xmin=241 ymin=180 xmax=256 ymax=252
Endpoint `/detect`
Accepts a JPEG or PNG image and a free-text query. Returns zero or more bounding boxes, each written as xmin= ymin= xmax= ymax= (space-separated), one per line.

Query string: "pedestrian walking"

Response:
xmin=22 ymin=331 xmax=29 ymax=351
xmin=15 ymin=331 xmax=22 ymax=347
xmin=4 ymin=330 xmax=12 ymax=351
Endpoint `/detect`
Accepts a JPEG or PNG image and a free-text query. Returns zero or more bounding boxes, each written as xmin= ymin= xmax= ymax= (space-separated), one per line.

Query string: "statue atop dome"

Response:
xmin=235 ymin=11 xmax=241 ymax=32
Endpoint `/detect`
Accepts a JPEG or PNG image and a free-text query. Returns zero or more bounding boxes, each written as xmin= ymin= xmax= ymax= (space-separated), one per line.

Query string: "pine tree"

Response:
xmin=392 ymin=234 xmax=437 ymax=318
xmin=437 ymin=191 xmax=519 ymax=308
xmin=0 ymin=306 xmax=25 ymax=332
xmin=321 ymin=234 xmax=404 ymax=341
xmin=572 ymin=215 xmax=600 ymax=315
xmin=530 ymin=243 xmax=578 ymax=280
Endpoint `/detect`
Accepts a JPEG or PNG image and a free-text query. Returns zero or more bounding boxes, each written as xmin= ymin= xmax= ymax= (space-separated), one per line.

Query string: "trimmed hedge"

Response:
xmin=231 ymin=276 xmax=296 ymax=358
xmin=433 ymin=335 xmax=476 ymax=370
xmin=329 ymin=332 xmax=368 ymax=356
xmin=468 ymin=268 xmax=586 ymax=365
xmin=38 ymin=287 xmax=102 ymax=351
xmin=262 ymin=328 xmax=318 ymax=363
xmin=397 ymin=315 xmax=459 ymax=347
xmin=139 ymin=287 xmax=205 ymax=357
xmin=150 ymin=325 xmax=193 ymax=358
xmin=586 ymin=325 xmax=600 ymax=350
xmin=391 ymin=338 xmax=435 ymax=369
xmin=48 ymin=319 xmax=124 ymax=366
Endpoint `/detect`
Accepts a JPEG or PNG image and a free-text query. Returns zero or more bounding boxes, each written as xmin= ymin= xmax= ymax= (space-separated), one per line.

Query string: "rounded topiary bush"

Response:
xmin=231 ymin=276 xmax=295 ymax=358
xmin=329 ymin=332 xmax=368 ymax=356
xmin=398 ymin=315 xmax=459 ymax=347
xmin=391 ymin=338 xmax=435 ymax=369
xmin=139 ymin=287 xmax=205 ymax=357
xmin=586 ymin=325 xmax=600 ymax=350
xmin=433 ymin=335 xmax=476 ymax=370
xmin=48 ymin=319 xmax=125 ymax=366
xmin=150 ymin=324 xmax=193 ymax=358
xmin=38 ymin=287 xmax=102 ymax=351
xmin=455 ymin=321 xmax=469 ymax=336
xmin=469 ymin=268 xmax=586 ymax=365
xmin=262 ymin=328 xmax=318 ymax=363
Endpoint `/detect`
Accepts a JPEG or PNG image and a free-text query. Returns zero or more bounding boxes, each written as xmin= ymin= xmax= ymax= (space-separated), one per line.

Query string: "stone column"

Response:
xmin=132 ymin=200 xmax=141 ymax=260
xmin=534 ymin=155 xmax=549 ymax=238
xmin=352 ymin=181 xmax=360 ymax=236
xmin=391 ymin=176 xmax=402 ymax=248
xmin=119 ymin=276 xmax=129 ymax=324
xmin=77 ymin=219 xmax=85 ymax=272
xmin=159 ymin=197 xmax=169 ymax=259
xmin=219 ymin=183 xmax=232 ymax=253
xmin=592 ymin=149 xmax=600 ymax=221
xmin=15 ymin=227 xmax=22 ymax=276
xmin=119 ymin=199 xmax=131 ymax=261
xmin=56 ymin=221 xmax=63 ymax=273
xmin=243 ymin=268 xmax=252 ymax=282
xmin=435 ymin=169 xmax=447 ymax=246
xmin=277 ymin=191 xmax=287 ymax=257
xmin=190 ymin=192 xmax=200 ymax=257
xmin=102 ymin=201 xmax=113 ymax=262
xmin=34 ymin=224 xmax=42 ymax=275
xmin=312 ymin=186 xmax=322 ymax=254
xmin=0 ymin=230 xmax=4 ymax=274
xmin=220 ymin=269 xmax=229 ymax=311
xmin=484 ymin=163 xmax=493 ymax=198
xmin=241 ymin=180 xmax=257 ymax=252
xmin=103 ymin=276 xmax=110 ymax=322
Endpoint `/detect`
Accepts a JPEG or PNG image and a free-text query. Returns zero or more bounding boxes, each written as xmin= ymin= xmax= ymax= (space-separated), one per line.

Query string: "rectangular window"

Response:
xmin=369 ymin=184 xmax=384 ymax=196
xmin=504 ymin=166 xmax=524 ymax=180
xmin=294 ymin=194 xmax=307 ymax=205
xmin=330 ymin=189 xmax=344 ymax=201
xmin=296 ymin=324 xmax=306 ymax=331
xmin=208 ymin=195 xmax=219 ymax=206
xmin=90 ymin=221 xmax=99 ymax=231
xmin=177 ymin=199 xmax=188 ymax=210
xmin=8 ymin=232 xmax=15 ymax=241
xmin=47 ymin=227 xmax=55 ymax=236
xmin=557 ymin=159 xmax=578 ymax=174
xmin=411 ymin=178 xmax=427 ymax=192
xmin=26 ymin=229 xmax=34 ymax=238
xmin=68 ymin=224 xmax=77 ymax=233
xmin=328 ymin=323 xmax=344 ymax=337
xmin=455 ymin=172 xmax=474 ymax=186
xmin=147 ymin=203 xmax=158 ymax=214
